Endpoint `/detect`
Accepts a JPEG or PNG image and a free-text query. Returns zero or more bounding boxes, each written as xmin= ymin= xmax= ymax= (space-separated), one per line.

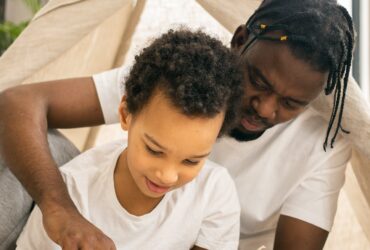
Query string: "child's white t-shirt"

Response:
xmin=90 ymin=67 xmax=351 ymax=249
xmin=16 ymin=141 xmax=240 ymax=250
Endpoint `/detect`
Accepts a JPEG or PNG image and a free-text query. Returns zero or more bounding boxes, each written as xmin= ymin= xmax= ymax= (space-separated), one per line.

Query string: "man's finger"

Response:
xmin=61 ymin=239 xmax=79 ymax=250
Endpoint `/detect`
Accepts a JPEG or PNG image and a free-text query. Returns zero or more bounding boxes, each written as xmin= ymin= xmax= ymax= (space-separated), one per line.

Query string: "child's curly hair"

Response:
xmin=125 ymin=29 xmax=244 ymax=136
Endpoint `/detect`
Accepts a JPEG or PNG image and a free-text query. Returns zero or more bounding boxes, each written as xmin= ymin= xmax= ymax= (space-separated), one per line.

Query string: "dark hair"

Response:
xmin=125 ymin=29 xmax=244 ymax=135
xmin=243 ymin=0 xmax=355 ymax=150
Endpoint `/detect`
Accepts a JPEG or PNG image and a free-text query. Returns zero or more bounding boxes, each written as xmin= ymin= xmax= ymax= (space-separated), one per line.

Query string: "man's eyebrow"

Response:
xmin=248 ymin=63 xmax=273 ymax=88
xmin=144 ymin=133 xmax=167 ymax=150
xmin=285 ymin=97 xmax=309 ymax=106
xmin=247 ymin=61 xmax=309 ymax=106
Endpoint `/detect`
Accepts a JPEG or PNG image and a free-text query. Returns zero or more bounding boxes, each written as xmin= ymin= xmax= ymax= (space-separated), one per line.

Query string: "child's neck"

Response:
xmin=114 ymin=149 xmax=163 ymax=216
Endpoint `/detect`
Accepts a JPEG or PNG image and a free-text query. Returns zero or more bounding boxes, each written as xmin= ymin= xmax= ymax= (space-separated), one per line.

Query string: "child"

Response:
xmin=16 ymin=29 xmax=243 ymax=250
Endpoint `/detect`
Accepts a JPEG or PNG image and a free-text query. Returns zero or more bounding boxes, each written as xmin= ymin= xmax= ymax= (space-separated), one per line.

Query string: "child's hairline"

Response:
xmin=124 ymin=79 xmax=227 ymax=120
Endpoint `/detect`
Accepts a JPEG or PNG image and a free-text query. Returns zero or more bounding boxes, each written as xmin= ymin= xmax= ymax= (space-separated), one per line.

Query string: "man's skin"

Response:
xmin=0 ymin=25 xmax=333 ymax=250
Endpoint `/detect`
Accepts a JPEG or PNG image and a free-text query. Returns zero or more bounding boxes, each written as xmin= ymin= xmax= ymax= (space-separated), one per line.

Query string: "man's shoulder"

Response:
xmin=211 ymin=106 xmax=350 ymax=174
xmin=287 ymin=107 xmax=350 ymax=151
xmin=274 ymin=107 xmax=327 ymax=138
xmin=253 ymin=106 xmax=345 ymax=150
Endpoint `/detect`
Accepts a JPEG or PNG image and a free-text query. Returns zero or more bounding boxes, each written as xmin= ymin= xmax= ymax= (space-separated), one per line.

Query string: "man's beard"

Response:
xmin=228 ymin=127 xmax=265 ymax=141
xmin=228 ymin=105 xmax=271 ymax=141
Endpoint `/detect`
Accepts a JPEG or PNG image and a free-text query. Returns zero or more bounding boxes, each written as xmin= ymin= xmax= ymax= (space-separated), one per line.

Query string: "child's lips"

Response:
xmin=145 ymin=177 xmax=171 ymax=194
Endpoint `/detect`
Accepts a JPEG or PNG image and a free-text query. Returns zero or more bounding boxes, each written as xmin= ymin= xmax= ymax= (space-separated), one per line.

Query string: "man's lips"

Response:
xmin=240 ymin=115 xmax=266 ymax=132
xmin=145 ymin=177 xmax=171 ymax=194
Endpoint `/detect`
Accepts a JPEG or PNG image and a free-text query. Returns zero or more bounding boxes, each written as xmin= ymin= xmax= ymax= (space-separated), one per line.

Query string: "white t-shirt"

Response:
xmin=91 ymin=67 xmax=352 ymax=250
xmin=17 ymin=141 xmax=240 ymax=250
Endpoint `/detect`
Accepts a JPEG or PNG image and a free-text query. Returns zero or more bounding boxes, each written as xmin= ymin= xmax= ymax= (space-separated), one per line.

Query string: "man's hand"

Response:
xmin=43 ymin=206 xmax=116 ymax=250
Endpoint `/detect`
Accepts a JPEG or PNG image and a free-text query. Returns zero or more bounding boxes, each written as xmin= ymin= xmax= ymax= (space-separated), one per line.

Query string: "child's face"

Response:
xmin=119 ymin=91 xmax=225 ymax=199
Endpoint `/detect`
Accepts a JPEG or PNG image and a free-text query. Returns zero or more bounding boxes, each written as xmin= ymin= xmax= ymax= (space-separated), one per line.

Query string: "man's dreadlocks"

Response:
xmin=242 ymin=0 xmax=355 ymax=151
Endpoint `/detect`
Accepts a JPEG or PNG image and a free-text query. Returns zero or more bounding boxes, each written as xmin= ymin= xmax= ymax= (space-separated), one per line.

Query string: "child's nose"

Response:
xmin=155 ymin=166 xmax=178 ymax=186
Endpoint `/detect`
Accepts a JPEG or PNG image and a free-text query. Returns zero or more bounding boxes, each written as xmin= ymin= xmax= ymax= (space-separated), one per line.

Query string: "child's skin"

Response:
xmin=114 ymin=88 xmax=225 ymax=217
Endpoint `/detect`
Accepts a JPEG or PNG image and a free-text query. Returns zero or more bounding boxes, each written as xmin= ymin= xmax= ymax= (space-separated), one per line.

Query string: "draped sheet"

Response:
xmin=0 ymin=0 xmax=145 ymax=148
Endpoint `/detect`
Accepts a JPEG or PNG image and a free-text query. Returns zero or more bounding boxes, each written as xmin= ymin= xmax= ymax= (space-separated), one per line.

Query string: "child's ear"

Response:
xmin=118 ymin=95 xmax=131 ymax=131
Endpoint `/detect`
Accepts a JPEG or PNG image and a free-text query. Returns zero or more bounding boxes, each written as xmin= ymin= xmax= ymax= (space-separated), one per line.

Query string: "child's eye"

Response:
xmin=183 ymin=159 xmax=200 ymax=166
xmin=145 ymin=145 xmax=163 ymax=156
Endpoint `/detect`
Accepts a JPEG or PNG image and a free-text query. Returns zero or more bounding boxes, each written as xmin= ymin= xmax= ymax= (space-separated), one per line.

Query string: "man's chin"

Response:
xmin=228 ymin=127 xmax=265 ymax=141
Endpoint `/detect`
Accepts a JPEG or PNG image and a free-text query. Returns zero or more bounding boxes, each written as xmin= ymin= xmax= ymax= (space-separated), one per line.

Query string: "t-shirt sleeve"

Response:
xmin=280 ymin=136 xmax=351 ymax=231
xmin=92 ymin=67 xmax=128 ymax=124
xmin=16 ymin=206 xmax=60 ymax=250
xmin=195 ymin=167 xmax=241 ymax=250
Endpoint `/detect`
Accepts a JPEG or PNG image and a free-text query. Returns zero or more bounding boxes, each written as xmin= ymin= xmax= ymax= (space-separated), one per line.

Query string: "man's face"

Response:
xmin=230 ymin=26 xmax=328 ymax=140
xmin=119 ymin=91 xmax=225 ymax=200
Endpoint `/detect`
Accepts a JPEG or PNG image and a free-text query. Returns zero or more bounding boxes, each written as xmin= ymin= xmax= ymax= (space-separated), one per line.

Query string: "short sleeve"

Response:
xmin=280 ymin=136 xmax=351 ymax=231
xmin=92 ymin=67 xmax=129 ymax=124
xmin=195 ymin=168 xmax=241 ymax=250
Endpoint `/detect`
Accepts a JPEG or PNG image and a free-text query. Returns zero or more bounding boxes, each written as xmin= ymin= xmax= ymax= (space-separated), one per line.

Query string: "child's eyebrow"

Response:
xmin=189 ymin=152 xmax=211 ymax=159
xmin=144 ymin=133 xmax=211 ymax=158
xmin=144 ymin=133 xmax=167 ymax=150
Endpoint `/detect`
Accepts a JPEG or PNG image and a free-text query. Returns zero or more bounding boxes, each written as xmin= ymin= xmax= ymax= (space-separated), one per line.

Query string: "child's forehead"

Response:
xmin=134 ymin=94 xmax=224 ymax=140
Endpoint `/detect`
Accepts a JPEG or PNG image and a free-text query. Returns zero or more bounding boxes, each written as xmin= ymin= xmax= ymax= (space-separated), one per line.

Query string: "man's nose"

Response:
xmin=251 ymin=93 xmax=278 ymax=120
xmin=155 ymin=165 xmax=178 ymax=186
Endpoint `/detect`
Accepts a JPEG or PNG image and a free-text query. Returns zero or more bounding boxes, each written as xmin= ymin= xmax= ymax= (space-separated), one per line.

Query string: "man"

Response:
xmin=0 ymin=0 xmax=355 ymax=249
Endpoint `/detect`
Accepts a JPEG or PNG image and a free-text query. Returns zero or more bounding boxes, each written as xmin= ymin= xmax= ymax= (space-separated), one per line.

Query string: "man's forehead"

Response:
xmin=242 ymin=42 xmax=327 ymax=100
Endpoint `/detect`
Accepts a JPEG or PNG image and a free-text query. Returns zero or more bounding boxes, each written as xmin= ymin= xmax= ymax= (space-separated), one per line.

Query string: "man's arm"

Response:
xmin=274 ymin=215 xmax=328 ymax=250
xmin=0 ymin=77 xmax=115 ymax=249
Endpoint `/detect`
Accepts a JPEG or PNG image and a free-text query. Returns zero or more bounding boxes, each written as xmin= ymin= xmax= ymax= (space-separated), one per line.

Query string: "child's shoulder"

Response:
xmin=198 ymin=159 xmax=232 ymax=178
xmin=60 ymin=140 xmax=124 ymax=177
xmin=191 ymin=160 xmax=235 ymax=192
xmin=174 ymin=160 xmax=239 ymax=216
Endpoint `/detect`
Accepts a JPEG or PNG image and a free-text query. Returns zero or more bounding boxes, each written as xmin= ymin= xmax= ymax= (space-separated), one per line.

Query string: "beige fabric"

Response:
xmin=0 ymin=0 xmax=146 ymax=149
xmin=0 ymin=0 xmax=135 ymax=91
xmin=196 ymin=0 xmax=261 ymax=32
xmin=196 ymin=0 xmax=370 ymax=242
xmin=83 ymin=0 xmax=147 ymax=151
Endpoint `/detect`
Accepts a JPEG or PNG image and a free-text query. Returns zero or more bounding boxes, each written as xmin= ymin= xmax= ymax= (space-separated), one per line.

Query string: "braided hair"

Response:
xmin=242 ymin=0 xmax=355 ymax=150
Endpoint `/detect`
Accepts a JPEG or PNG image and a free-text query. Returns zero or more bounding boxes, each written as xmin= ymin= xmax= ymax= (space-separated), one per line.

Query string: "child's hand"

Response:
xmin=42 ymin=206 xmax=116 ymax=250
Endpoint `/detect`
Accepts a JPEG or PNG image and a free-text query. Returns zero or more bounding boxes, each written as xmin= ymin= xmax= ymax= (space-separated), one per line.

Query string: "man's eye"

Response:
xmin=183 ymin=159 xmax=200 ymax=166
xmin=281 ymin=99 xmax=299 ymax=110
xmin=250 ymin=77 xmax=268 ymax=91
xmin=145 ymin=145 xmax=162 ymax=156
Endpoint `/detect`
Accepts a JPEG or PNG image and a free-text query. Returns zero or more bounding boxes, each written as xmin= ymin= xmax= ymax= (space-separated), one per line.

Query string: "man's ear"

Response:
xmin=118 ymin=95 xmax=131 ymax=131
xmin=231 ymin=24 xmax=249 ymax=50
